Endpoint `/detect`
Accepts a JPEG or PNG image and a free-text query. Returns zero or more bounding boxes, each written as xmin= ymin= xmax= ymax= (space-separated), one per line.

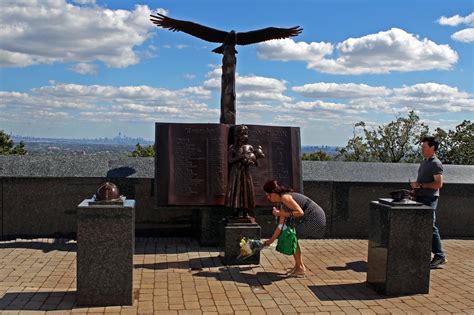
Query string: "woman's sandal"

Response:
xmin=285 ymin=267 xmax=297 ymax=275
xmin=287 ymin=268 xmax=306 ymax=278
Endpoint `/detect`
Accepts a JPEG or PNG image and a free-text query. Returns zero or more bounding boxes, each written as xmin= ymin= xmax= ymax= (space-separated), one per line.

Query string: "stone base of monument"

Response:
xmin=77 ymin=199 xmax=135 ymax=306
xmin=220 ymin=220 xmax=261 ymax=265
xmin=367 ymin=198 xmax=433 ymax=296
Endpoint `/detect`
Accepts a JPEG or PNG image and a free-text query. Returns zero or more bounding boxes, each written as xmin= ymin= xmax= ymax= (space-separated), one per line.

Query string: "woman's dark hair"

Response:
xmin=263 ymin=179 xmax=293 ymax=194
xmin=421 ymin=136 xmax=439 ymax=151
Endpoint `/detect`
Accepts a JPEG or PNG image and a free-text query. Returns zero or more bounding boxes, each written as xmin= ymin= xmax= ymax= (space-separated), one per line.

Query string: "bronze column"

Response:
xmin=220 ymin=45 xmax=236 ymax=125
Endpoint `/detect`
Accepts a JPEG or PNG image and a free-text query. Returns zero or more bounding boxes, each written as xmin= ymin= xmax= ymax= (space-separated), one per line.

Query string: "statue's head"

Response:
xmin=235 ymin=124 xmax=249 ymax=144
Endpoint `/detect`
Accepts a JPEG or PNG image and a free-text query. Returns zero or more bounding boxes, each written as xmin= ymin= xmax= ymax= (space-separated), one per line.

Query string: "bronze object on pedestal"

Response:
xmin=89 ymin=182 xmax=124 ymax=206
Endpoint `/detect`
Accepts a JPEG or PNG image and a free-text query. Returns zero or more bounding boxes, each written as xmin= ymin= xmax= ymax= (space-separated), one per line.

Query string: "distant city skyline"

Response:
xmin=11 ymin=131 xmax=154 ymax=145
xmin=0 ymin=1 xmax=473 ymax=146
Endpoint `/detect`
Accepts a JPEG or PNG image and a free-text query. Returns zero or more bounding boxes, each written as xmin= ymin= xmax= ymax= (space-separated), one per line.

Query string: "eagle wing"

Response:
xmin=236 ymin=26 xmax=302 ymax=45
xmin=150 ymin=13 xmax=228 ymax=43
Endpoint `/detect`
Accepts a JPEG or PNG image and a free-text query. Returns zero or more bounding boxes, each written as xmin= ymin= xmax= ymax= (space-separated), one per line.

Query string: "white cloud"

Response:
xmin=322 ymin=28 xmax=458 ymax=74
xmin=438 ymin=13 xmax=474 ymax=26
xmin=238 ymin=103 xmax=273 ymax=111
xmin=347 ymin=97 xmax=393 ymax=112
xmin=0 ymin=1 xmax=166 ymax=68
xmin=289 ymin=82 xmax=474 ymax=114
xmin=256 ymin=38 xmax=333 ymax=62
xmin=180 ymin=86 xmax=212 ymax=98
xmin=238 ymin=76 xmax=291 ymax=103
xmin=291 ymin=82 xmax=474 ymax=115
xmin=4 ymin=80 xmax=471 ymax=132
xmin=0 ymin=90 xmax=94 ymax=110
xmin=116 ymin=103 xmax=180 ymax=113
xmin=184 ymin=73 xmax=196 ymax=80
xmin=36 ymin=110 xmax=70 ymax=118
xmin=438 ymin=12 xmax=474 ymax=43
xmin=391 ymin=83 xmax=474 ymax=113
xmin=162 ymin=44 xmax=189 ymax=49
xmin=392 ymin=83 xmax=470 ymax=98
xmin=1 ymin=63 xmax=472 ymax=143
xmin=273 ymin=115 xmax=307 ymax=125
xmin=282 ymin=100 xmax=353 ymax=112
xmin=257 ymin=28 xmax=458 ymax=74
xmin=292 ymin=83 xmax=390 ymax=98
xmin=0 ymin=81 xmax=219 ymax=126
xmin=451 ymin=28 xmax=474 ymax=43
xmin=69 ymin=62 xmax=98 ymax=75
xmin=72 ymin=0 xmax=97 ymax=5
xmin=203 ymin=69 xmax=291 ymax=103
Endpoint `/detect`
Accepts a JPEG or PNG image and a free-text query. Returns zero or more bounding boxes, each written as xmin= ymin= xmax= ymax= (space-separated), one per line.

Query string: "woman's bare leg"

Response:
xmin=293 ymin=242 xmax=305 ymax=273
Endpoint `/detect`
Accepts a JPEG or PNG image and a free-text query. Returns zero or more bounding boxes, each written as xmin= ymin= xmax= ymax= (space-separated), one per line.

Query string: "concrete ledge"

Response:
xmin=1 ymin=157 xmax=473 ymax=239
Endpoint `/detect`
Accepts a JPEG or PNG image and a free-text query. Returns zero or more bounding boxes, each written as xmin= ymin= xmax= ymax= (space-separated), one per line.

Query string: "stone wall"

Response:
xmin=1 ymin=156 xmax=473 ymax=241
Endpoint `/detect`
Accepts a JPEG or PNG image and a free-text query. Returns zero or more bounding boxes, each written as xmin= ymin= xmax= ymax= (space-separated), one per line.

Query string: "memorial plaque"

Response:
xmin=155 ymin=123 xmax=302 ymax=206
xmin=156 ymin=123 xmax=229 ymax=205
xmin=246 ymin=125 xmax=302 ymax=206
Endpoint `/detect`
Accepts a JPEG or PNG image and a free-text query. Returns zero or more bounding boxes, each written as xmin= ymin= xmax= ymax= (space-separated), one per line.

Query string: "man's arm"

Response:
xmin=423 ymin=174 xmax=443 ymax=190
xmin=412 ymin=174 xmax=443 ymax=190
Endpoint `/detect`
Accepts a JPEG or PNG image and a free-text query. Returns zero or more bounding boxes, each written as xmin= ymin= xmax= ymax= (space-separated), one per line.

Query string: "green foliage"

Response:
xmin=433 ymin=120 xmax=473 ymax=165
xmin=0 ymin=130 xmax=27 ymax=155
xmin=302 ymin=150 xmax=332 ymax=161
xmin=337 ymin=112 xmax=472 ymax=165
xmin=129 ymin=143 xmax=155 ymax=157
xmin=337 ymin=111 xmax=428 ymax=163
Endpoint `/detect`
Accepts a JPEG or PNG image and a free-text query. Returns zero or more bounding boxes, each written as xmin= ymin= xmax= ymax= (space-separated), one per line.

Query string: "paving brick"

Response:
xmin=0 ymin=238 xmax=472 ymax=315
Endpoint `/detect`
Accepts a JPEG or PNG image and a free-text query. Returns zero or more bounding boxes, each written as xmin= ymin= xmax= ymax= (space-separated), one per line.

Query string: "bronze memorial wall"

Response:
xmin=155 ymin=123 xmax=302 ymax=207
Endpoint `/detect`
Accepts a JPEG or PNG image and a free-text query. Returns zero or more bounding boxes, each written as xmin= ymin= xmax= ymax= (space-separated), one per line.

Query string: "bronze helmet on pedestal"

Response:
xmin=95 ymin=182 xmax=121 ymax=201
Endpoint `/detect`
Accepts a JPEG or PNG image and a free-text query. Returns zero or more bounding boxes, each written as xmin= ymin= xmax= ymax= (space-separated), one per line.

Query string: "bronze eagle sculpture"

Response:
xmin=150 ymin=13 xmax=302 ymax=54
xmin=150 ymin=13 xmax=303 ymax=124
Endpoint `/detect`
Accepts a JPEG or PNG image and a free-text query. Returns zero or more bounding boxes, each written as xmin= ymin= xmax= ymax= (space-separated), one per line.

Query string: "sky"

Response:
xmin=0 ymin=0 xmax=473 ymax=146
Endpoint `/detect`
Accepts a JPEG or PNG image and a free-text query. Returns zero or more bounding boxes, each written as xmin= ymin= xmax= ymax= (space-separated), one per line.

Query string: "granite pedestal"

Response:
xmin=221 ymin=220 xmax=261 ymax=265
xmin=77 ymin=199 xmax=135 ymax=306
xmin=367 ymin=198 xmax=433 ymax=295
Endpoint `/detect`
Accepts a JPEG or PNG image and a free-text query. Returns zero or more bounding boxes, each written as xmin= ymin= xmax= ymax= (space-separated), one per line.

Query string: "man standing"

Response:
xmin=411 ymin=136 xmax=446 ymax=269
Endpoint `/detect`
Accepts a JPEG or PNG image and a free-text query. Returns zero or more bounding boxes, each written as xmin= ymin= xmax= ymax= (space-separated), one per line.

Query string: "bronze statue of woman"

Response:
xmin=225 ymin=125 xmax=265 ymax=219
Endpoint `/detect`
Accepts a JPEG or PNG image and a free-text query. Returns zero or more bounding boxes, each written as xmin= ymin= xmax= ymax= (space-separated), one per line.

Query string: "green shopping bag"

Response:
xmin=276 ymin=214 xmax=297 ymax=256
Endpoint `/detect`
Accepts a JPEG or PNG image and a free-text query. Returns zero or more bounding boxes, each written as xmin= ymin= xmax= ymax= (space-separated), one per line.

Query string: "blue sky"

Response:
xmin=0 ymin=0 xmax=473 ymax=145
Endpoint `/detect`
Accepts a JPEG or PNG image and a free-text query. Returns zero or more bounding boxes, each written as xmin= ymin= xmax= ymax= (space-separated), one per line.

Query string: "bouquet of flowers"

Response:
xmin=239 ymin=237 xmax=264 ymax=259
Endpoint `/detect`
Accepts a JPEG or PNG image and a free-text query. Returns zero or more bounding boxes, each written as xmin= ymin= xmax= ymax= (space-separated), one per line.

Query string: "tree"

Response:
xmin=337 ymin=111 xmax=429 ymax=163
xmin=0 ymin=130 xmax=27 ymax=155
xmin=302 ymin=150 xmax=332 ymax=161
xmin=431 ymin=127 xmax=450 ymax=163
xmin=129 ymin=143 xmax=155 ymax=157
xmin=433 ymin=120 xmax=473 ymax=165
xmin=335 ymin=132 xmax=372 ymax=162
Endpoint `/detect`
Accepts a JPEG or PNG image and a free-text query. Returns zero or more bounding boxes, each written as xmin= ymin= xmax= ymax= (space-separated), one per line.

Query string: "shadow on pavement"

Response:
xmin=193 ymin=266 xmax=287 ymax=286
xmin=0 ymin=291 xmax=76 ymax=311
xmin=326 ymin=260 xmax=367 ymax=272
xmin=135 ymin=256 xmax=223 ymax=270
xmin=309 ymin=282 xmax=383 ymax=301
xmin=0 ymin=240 xmax=76 ymax=253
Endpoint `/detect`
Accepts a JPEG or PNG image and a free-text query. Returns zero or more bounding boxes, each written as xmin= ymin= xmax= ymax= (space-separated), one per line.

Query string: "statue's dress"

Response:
xmin=225 ymin=144 xmax=256 ymax=209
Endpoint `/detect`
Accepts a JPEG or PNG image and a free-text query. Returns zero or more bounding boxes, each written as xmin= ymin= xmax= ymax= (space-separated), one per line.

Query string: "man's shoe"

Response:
xmin=430 ymin=256 xmax=447 ymax=269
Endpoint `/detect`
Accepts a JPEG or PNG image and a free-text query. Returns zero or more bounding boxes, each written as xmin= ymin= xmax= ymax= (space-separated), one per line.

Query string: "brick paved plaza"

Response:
xmin=0 ymin=238 xmax=473 ymax=314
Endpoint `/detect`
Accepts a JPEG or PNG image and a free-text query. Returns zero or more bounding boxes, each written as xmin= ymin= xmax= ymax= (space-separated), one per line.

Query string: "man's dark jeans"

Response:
xmin=416 ymin=195 xmax=445 ymax=258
